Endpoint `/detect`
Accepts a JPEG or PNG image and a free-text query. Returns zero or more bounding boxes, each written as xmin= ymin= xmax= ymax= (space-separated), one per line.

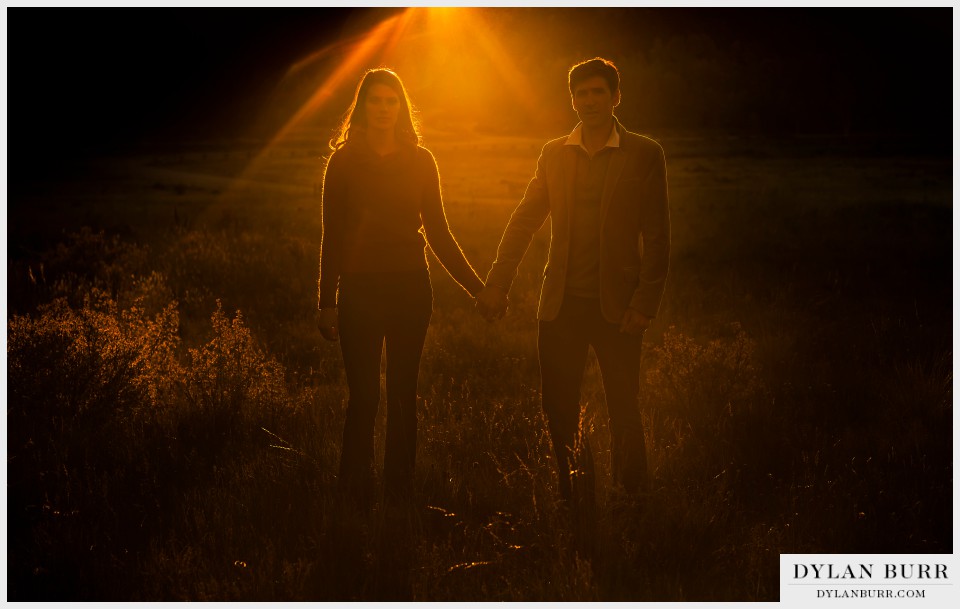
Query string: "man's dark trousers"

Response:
xmin=538 ymin=295 xmax=648 ymax=503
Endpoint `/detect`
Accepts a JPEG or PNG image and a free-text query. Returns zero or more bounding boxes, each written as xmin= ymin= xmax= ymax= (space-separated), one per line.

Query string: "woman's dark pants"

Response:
xmin=336 ymin=269 xmax=432 ymax=499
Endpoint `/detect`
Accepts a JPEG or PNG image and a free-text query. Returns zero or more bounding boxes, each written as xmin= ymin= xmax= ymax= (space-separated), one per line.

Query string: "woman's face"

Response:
xmin=364 ymin=83 xmax=401 ymax=133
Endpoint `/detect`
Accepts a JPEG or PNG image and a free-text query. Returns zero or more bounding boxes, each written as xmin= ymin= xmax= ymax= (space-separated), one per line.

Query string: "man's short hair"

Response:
xmin=568 ymin=57 xmax=620 ymax=96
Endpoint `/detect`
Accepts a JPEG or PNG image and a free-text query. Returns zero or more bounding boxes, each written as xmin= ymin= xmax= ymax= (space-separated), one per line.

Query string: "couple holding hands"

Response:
xmin=317 ymin=57 xmax=670 ymax=508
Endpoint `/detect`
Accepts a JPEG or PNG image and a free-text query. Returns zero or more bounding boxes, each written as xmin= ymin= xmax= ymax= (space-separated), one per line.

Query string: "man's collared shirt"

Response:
xmin=564 ymin=121 xmax=620 ymax=156
xmin=563 ymin=121 xmax=619 ymax=298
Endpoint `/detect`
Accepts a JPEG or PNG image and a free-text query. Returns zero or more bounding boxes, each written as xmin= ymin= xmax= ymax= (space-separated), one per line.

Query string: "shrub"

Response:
xmin=175 ymin=301 xmax=292 ymax=458
xmin=7 ymin=291 xmax=180 ymax=441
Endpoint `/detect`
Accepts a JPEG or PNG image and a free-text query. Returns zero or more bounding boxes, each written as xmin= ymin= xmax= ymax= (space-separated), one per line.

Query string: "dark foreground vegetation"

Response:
xmin=6 ymin=134 xmax=952 ymax=600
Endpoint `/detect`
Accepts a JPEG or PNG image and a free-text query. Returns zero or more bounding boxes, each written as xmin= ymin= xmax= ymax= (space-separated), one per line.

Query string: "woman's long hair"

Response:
xmin=329 ymin=68 xmax=421 ymax=150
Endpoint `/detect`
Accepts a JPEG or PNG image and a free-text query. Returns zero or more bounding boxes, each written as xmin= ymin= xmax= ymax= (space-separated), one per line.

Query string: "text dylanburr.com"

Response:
xmin=781 ymin=555 xmax=957 ymax=605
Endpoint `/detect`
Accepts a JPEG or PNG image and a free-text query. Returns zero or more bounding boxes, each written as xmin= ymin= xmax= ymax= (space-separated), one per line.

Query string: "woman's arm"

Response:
xmin=318 ymin=151 xmax=348 ymax=310
xmin=418 ymin=149 xmax=485 ymax=297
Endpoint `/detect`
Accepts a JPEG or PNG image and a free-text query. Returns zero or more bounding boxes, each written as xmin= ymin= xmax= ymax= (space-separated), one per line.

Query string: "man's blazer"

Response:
xmin=485 ymin=119 xmax=670 ymax=323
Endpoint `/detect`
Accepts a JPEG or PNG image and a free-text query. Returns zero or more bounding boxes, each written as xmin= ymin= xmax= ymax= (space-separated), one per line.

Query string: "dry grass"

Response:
xmin=6 ymin=131 xmax=952 ymax=600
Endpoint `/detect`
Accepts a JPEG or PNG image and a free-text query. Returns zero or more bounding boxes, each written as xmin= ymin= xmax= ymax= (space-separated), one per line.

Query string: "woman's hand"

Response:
xmin=317 ymin=307 xmax=340 ymax=341
xmin=475 ymin=285 xmax=509 ymax=322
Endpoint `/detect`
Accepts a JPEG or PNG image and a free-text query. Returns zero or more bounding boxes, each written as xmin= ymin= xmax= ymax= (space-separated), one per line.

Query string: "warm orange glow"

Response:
xmin=226 ymin=7 xmax=552 ymax=201
xmin=381 ymin=7 xmax=418 ymax=58
xmin=462 ymin=11 xmax=542 ymax=122
xmin=264 ymin=7 xmax=544 ymax=145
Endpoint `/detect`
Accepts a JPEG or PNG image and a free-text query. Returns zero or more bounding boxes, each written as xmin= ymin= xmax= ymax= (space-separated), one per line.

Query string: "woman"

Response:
xmin=317 ymin=68 xmax=485 ymax=501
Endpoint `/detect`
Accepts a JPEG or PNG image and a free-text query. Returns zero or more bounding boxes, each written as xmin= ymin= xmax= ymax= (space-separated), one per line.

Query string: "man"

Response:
xmin=476 ymin=57 xmax=670 ymax=504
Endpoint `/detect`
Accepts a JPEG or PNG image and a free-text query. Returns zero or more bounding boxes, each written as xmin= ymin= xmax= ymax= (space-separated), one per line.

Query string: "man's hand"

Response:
xmin=317 ymin=307 xmax=339 ymax=341
xmin=619 ymin=308 xmax=651 ymax=336
xmin=475 ymin=285 xmax=509 ymax=322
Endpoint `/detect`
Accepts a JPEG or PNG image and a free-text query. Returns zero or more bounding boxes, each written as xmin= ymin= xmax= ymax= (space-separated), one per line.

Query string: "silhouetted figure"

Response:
xmin=318 ymin=69 xmax=484 ymax=503
xmin=476 ymin=58 xmax=671 ymax=517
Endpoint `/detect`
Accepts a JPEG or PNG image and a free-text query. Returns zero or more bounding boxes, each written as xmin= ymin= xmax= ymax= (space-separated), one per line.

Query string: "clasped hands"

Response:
xmin=474 ymin=284 xmax=509 ymax=322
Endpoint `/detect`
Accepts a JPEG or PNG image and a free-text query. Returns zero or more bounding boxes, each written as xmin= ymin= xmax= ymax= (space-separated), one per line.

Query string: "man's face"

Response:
xmin=571 ymin=75 xmax=620 ymax=130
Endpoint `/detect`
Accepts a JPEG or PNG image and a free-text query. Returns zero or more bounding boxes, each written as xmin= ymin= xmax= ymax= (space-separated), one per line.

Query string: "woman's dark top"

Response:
xmin=318 ymin=140 xmax=483 ymax=309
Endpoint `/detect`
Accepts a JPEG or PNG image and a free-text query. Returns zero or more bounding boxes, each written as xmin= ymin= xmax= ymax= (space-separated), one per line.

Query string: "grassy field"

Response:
xmin=6 ymin=129 xmax=952 ymax=601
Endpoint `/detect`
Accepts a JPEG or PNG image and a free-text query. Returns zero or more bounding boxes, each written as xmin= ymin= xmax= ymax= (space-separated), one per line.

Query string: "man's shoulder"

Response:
xmin=620 ymin=128 xmax=665 ymax=157
xmin=525 ymin=136 xmax=569 ymax=168
xmin=540 ymin=135 xmax=569 ymax=154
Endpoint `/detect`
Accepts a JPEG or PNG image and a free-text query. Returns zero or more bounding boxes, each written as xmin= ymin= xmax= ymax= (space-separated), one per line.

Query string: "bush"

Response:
xmin=175 ymin=301 xmax=292 ymax=457
xmin=8 ymin=291 xmax=180 ymax=445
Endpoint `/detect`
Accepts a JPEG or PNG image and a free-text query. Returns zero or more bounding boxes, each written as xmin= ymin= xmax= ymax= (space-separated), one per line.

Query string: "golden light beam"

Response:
xmin=466 ymin=10 xmax=542 ymax=121
xmin=281 ymin=8 xmax=419 ymax=85
xmin=283 ymin=40 xmax=344 ymax=82
xmin=380 ymin=8 xmax=418 ymax=59
xmin=271 ymin=9 xmax=414 ymax=147
xmin=220 ymin=9 xmax=416 ymax=205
